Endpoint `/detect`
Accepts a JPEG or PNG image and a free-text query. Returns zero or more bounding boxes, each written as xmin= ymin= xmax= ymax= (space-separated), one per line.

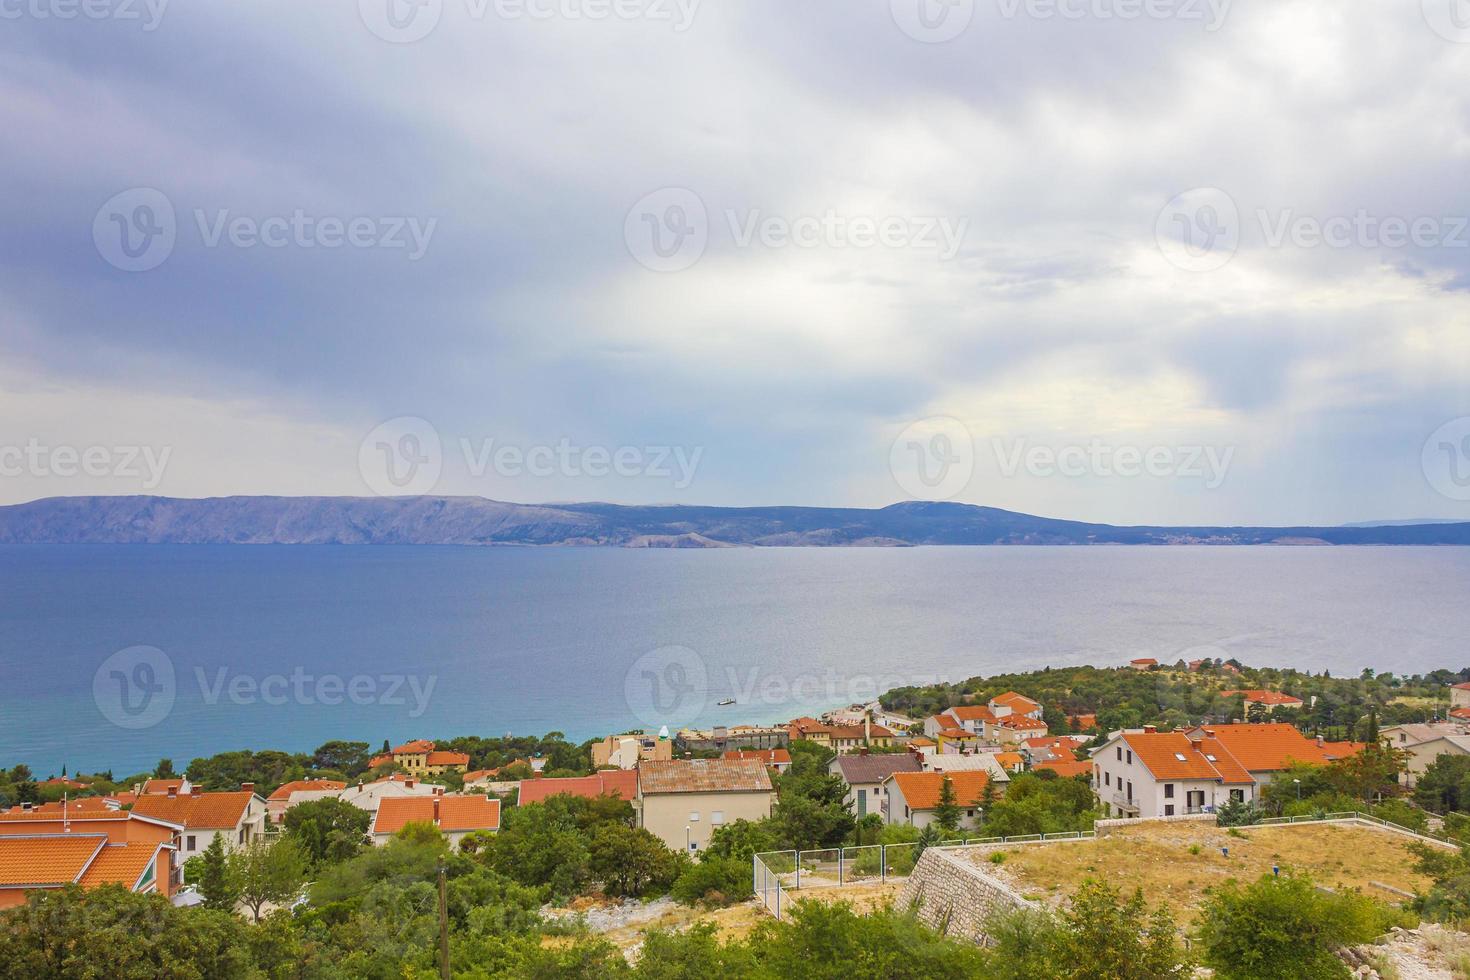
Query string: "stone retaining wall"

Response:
xmin=895 ymin=847 xmax=1036 ymax=945
xmin=1095 ymin=812 xmax=1216 ymax=835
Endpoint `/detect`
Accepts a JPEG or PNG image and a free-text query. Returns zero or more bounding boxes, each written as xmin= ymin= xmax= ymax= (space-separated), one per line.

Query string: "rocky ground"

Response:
xmin=1340 ymin=924 xmax=1470 ymax=979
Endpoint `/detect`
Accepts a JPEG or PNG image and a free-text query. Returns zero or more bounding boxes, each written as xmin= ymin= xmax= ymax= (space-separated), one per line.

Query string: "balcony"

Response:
xmin=1111 ymin=793 xmax=1139 ymax=813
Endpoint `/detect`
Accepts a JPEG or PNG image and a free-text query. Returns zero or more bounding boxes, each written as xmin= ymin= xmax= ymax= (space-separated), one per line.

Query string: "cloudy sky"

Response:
xmin=2 ymin=0 xmax=1469 ymax=525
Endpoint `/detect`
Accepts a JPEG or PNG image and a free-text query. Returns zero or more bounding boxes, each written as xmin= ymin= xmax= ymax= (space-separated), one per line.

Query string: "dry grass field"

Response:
xmin=966 ymin=820 xmax=1437 ymax=923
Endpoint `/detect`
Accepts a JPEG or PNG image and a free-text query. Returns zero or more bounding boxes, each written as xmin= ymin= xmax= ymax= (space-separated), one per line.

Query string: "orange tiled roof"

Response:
xmin=1035 ymin=759 xmax=1092 ymax=778
xmin=943 ymin=706 xmax=997 ymax=724
xmin=909 ymin=737 xmax=936 ymax=747
xmin=1131 ymin=658 xmax=1159 ymax=665
xmin=1452 ymin=683 xmax=1470 ymax=691
xmin=996 ymin=716 xmax=1048 ymax=731
xmin=1224 ymin=690 xmax=1304 ymax=706
xmin=937 ymin=727 xmax=977 ymax=739
xmin=1121 ymin=731 xmax=1242 ymax=782
xmin=889 ymin=771 xmax=993 ymax=810
xmin=391 ymin=740 xmax=437 ymax=755
xmin=130 ymin=791 xmax=255 ymax=830
xmin=637 ymin=759 xmax=772 ymax=795
xmin=0 ymin=835 xmax=105 ymax=887
xmin=372 ymin=795 xmax=501 ymax=835
xmin=425 ymin=750 xmax=470 ymax=767
xmin=139 ymin=778 xmax=186 ymax=795
xmin=267 ymin=779 xmax=346 ymax=802
xmin=994 ymin=752 xmax=1025 ymax=771
xmin=827 ymin=724 xmax=895 ymax=740
xmin=722 ymin=749 xmax=792 ymax=765
xmin=516 ymin=770 xmax=638 ymax=805
xmin=78 ymin=842 xmax=161 ymax=890
xmin=1068 ymin=713 xmax=1098 ymax=729
xmin=990 ymin=692 xmax=1040 ymax=712
xmin=1197 ymin=723 xmax=1360 ymax=771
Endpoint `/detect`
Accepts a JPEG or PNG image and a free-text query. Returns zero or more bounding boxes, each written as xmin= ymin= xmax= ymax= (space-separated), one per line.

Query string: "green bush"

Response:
xmin=670 ymin=856 xmax=752 ymax=906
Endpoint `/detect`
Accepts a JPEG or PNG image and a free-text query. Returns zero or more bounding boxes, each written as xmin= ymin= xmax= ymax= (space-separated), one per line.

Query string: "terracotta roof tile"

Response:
xmin=372 ymin=796 xmax=500 ymax=835
xmin=130 ymin=791 xmax=255 ymax=830
xmin=267 ymin=779 xmax=345 ymax=802
xmin=990 ymin=692 xmax=1040 ymax=712
xmin=889 ymin=771 xmax=993 ymax=810
xmin=1196 ymin=723 xmax=1359 ymax=771
xmin=515 ymin=771 xmax=638 ymax=805
xmin=78 ymin=842 xmax=160 ymax=890
xmin=1223 ymin=690 xmax=1304 ymax=706
xmin=637 ymin=759 xmax=772 ymax=795
xmin=426 ymin=751 xmax=470 ymax=767
xmin=1121 ymin=732 xmax=1232 ymax=781
xmin=0 ymin=835 xmax=104 ymax=887
xmin=1035 ymin=759 xmax=1093 ymax=779
xmin=722 ymin=749 xmax=792 ymax=765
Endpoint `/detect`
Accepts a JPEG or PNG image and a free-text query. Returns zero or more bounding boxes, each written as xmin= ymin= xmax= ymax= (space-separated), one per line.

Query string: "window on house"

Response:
xmin=1230 ymin=789 xmax=1244 ymax=802
xmin=186 ymin=835 xmax=196 ymax=851
xmin=711 ymin=811 xmax=725 ymax=825
xmin=1104 ymin=772 xmax=1110 ymax=786
xmin=1116 ymin=747 xmax=1122 ymax=761
xmin=688 ymin=812 xmax=700 ymax=821
xmin=1164 ymin=784 xmax=1174 ymax=799
xmin=1164 ymin=804 xmax=1175 ymax=816
xmin=1126 ymin=750 xmax=1133 ymax=765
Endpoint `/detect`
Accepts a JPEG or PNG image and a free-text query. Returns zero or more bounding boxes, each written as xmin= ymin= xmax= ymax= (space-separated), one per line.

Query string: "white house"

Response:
xmin=881 ymin=771 xmax=995 ymax=831
xmin=370 ymin=793 xmax=500 ymax=848
xmin=828 ymin=752 xmax=922 ymax=819
xmin=129 ymin=784 xmax=268 ymax=860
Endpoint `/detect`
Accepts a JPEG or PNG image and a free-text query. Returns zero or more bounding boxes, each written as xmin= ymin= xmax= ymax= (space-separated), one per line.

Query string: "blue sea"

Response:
xmin=3 ymin=544 xmax=1469 ymax=778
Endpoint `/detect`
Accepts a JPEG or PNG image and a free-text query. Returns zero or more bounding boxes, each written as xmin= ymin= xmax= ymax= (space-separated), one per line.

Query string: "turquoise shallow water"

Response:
xmin=2 ymin=544 xmax=1468 ymax=777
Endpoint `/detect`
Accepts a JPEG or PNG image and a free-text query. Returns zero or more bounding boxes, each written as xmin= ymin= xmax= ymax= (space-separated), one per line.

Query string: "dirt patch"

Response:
xmin=960 ymin=822 xmax=1436 ymax=924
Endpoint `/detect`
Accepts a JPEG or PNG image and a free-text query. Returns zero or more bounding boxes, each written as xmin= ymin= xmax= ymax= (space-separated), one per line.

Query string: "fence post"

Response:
xmin=795 ymin=850 xmax=801 ymax=890
xmin=838 ymin=846 xmax=844 ymax=886
xmin=880 ymin=844 xmax=887 ymax=882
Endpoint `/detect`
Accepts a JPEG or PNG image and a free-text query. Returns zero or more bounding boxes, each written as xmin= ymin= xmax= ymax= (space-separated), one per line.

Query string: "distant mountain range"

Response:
xmin=1 ymin=496 xmax=1468 ymax=547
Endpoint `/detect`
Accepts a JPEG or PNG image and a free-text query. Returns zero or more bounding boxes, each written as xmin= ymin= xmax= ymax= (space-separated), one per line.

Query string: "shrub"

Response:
xmin=670 ymin=856 xmax=752 ymax=906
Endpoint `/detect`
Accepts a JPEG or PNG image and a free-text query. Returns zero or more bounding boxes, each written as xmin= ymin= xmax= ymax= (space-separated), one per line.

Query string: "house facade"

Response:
xmin=129 ymin=785 xmax=269 ymax=862
xmin=636 ymin=759 xmax=774 ymax=853
xmin=591 ymin=732 xmax=673 ymax=769
xmin=881 ymin=771 xmax=995 ymax=831
xmin=829 ymin=752 xmax=922 ymax=818
xmin=368 ymin=740 xmax=470 ymax=776
xmin=0 ymin=808 xmax=182 ymax=905
xmin=1381 ymin=723 xmax=1470 ymax=788
xmin=371 ymin=793 xmax=501 ymax=848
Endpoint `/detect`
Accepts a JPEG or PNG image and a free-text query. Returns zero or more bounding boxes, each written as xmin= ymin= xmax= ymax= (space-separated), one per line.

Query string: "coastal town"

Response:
xmin=7 ymin=659 xmax=1470 ymax=974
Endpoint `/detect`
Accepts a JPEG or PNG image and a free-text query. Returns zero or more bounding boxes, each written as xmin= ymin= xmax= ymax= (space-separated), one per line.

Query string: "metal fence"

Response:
xmin=1254 ymin=810 xmax=1466 ymax=849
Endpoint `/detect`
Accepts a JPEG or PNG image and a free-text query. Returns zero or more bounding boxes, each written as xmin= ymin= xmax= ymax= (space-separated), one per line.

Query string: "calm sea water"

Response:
xmin=2 ymin=545 xmax=1468 ymax=777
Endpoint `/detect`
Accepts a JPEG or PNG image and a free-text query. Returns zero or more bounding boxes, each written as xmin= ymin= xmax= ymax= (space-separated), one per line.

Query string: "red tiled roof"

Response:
xmin=1196 ymin=723 xmax=1361 ymax=771
xmin=637 ymin=759 xmax=773 ymax=795
xmin=1035 ymin=759 xmax=1093 ymax=779
xmin=942 ymin=706 xmax=997 ymax=724
xmin=722 ymin=749 xmax=791 ymax=765
xmin=994 ymin=752 xmax=1025 ymax=771
xmin=1131 ymin=658 xmax=1158 ymax=665
xmin=267 ymin=779 xmax=345 ymax=802
xmin=425 ymin=751 xmax=470 ymax=767
xmin=996 ymin=716 xmax=1048 ymax=731
xmin=139 ymin=778 xmax=185 ymax=795
xmin=130 ymin=791 xmax=255 ymax=830
xmin=1121 ymin=732 xmax=1243 ymax=782
xmin=515 ymin=770 xmax=638 ymax=805
xmin=1224 ymin=690 xmax=1304 ymax=706
xmin=372 ymin=795 xmax=500 ymax=835
xmin=1452 ymin=683 xmax=1470 ymax=691
xmin=889 ymin=771 xmax=993 ymax=810
xmin=0 ymin=835 xmax=105 ymax=887
xmin=937 ymin=727 xmax=977 ymax=739
xmin=78 ymin=842 xmax=163 ymax=890
xmin=391 ymin=740 xmax=437 ymax=755
xmin=990 ymin=692 xmax=1040 ymax=712
xmin=1068 ymin=714 xmax=1098 ymax=729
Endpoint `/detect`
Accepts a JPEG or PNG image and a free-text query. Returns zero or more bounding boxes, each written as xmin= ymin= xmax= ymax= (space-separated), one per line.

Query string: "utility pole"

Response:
xmin=437 ymin=864 xmax=450 ymax=980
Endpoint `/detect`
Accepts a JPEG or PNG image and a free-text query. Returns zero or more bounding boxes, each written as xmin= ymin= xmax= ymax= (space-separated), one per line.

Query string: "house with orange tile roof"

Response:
xmin=1223 ymin=689 xmax=1305 ymax=713
xmin=0 ymin=808 xmax=182 ymax=903
xmin=591 ymin=732 xmax=673 ymax=770
xmin=1130 ymin=658 xmax=1159 ymax=670
xmin=1067 ymin=713 xmax=1099 ymax=732
xmin=1035 ymin=758 xmax=1093 ymax=779
xmin=1092 ymin=723 xmax=1363 ymax=819
xmin=138 ymin=777 xmax=191 ymax=796
xmin=787 ymin=717 xmax=896 ymax=754
xmin=368 ymin=740 xmax=470 ymax=776
xmin=924 ymin=691 xmax=1048 ymax=749
xmin=722 ymin=748 xmax=792 ymax=773
xmin=515 ymin=770 xmax=639 ymax=806
xmin=881 ymin=771 xmax=997 ymax=831
xmin=371 ymin=793 xmax=500 ymax=848
xmin=636 ymin=759 xmax=774 ymax=853
xmin=1451 ymin=682 xmax=1470 ymax=711
xmin=129 ymin=784 xmax=267 ymax=861
xmin=265 ymin=779 xmax=347 ymax=824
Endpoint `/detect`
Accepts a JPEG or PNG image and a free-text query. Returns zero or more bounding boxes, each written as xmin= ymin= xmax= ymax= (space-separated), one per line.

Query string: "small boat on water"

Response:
xmin=717 ymin=698 xmax=736 ymax=706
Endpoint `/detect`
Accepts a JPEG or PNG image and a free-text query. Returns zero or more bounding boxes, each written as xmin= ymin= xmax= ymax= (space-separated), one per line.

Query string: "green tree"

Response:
xmin=311 ymin=739 xmax=371 ymax=776
xmin=198 ymin=833 xmax=239 ymax=912
xmin=1415 ymin=754 xmax=1470 ymax=813
xmin=989 ymin=880 xmax=1188 ymax=979
xmin=1198 ymin=872 xmax=1390 ymax=979
xmin=588 ymin=824 xmax=681 ymax=898
xmin=154 ymin=758 xmax=176 ymax=779
xmin=229 ymin=837 xmax=308 ymax=922
xmin=933 ymin=775 xmax=961 ymax=834
xmin=284 ymin=796 xmax=371 ymax=866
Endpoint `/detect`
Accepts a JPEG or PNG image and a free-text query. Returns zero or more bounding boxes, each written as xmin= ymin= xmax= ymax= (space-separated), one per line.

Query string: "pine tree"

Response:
xmin=198 ymin=835 xmax=238 ymax=912
xmin=934 ymin=775 xmax=961 ymax=834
